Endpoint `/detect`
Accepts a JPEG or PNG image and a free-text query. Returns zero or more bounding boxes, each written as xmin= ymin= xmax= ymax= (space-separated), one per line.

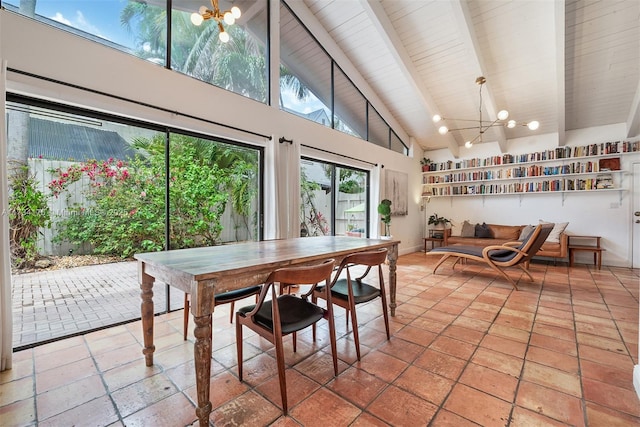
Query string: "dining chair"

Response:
xmin=236 ymin=259 xmax=338 ymax=415
xmin=313 ymin=248 xmax=389 ymax=361
xmin=183 ymin=285 xmax=262 ymax=340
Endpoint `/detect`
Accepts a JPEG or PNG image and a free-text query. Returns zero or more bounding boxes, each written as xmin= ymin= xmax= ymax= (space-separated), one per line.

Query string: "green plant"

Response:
xmin=420 ymin=157 xmax=431 ymax=166
xmin=8 ymin=163 xmax=51 ymax=267
xmin=428 ymin=213 xmax=451 ymax=226
xmin=377 ymin=199 xmax=392 ymax=236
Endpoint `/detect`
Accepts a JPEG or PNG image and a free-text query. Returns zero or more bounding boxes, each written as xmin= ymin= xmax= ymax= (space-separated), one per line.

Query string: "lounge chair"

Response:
xmin=426 ymin=223 xmax=554 ymax=290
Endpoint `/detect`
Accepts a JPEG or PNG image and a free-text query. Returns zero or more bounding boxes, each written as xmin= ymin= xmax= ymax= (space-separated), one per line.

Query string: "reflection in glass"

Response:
xmin=337 ymin=167 xmax=367 ymax=237
xmin=334 ymin=66 xmax=366 ymax=138
xmin=300 ymin=159 xmax=333 ymax=236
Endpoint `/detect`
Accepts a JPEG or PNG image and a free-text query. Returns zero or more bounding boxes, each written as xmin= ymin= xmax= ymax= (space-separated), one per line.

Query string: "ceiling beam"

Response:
xmin=555 ymin=0 xmax=566 ymax=146
xmin=360 ymin=0 xmax=459 ymax=158
xmin=450 ymin=0 xmax=508 ymax=153
xmin=627 ymin=79 xmax=640 ymax=138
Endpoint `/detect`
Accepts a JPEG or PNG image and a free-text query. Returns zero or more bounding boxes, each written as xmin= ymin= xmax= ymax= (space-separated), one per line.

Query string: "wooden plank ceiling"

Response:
xmin=298 ymin=0 xmax=640 ymax=154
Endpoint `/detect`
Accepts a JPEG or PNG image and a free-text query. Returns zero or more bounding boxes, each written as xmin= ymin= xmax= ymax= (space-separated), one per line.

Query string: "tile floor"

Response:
xmin=1 ymin=252 xmax=639 ymax=426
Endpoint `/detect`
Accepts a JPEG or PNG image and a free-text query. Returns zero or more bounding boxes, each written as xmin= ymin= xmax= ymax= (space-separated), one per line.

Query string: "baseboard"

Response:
xmin=634 ymin=365 xmax=640 ymax=400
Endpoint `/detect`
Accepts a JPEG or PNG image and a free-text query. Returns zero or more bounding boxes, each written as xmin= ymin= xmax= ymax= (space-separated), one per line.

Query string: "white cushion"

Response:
xmin=539 ymin=220 xmax=569 ymax=243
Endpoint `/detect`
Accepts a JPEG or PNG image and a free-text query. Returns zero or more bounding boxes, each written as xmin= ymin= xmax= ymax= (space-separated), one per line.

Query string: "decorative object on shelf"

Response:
xmin=420 ymin=157 xmax=432 ymax=172
xmin=377 ymin=199 xmax=392 ymax=238
xmin=432 ymin=76 xmax=539 ymax=148
xmin=190 ymin=0 xmax=242 ymax=43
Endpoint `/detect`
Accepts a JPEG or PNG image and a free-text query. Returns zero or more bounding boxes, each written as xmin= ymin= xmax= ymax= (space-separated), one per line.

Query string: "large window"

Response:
xmin=6 ymin=97 xmax=262 ymax=348
xmin=300 ymin=159 xmax=368 ymax=238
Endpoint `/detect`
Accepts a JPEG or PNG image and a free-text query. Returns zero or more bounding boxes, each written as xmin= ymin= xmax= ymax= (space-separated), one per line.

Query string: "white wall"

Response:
xmin=0 ymin=11 xmax=424 ymax=257
xmin=424 ymin=131 xmax=639 ymax=267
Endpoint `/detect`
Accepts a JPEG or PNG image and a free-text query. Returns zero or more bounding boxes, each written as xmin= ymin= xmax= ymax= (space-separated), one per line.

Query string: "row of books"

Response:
xmin=423 ymin=140 xmax=639 ymax=172
xmin=427 ymin=178 xmax=614 ymax=196
xmin=423 ymin=161 xmax=606 ymax=184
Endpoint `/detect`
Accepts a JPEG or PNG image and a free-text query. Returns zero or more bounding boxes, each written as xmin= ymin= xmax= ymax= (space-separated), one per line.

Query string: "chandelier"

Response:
xmin=432 ymin=76 xmax=539 ymax=148
xmin=190 ymin=0 xmax=242 ymax=43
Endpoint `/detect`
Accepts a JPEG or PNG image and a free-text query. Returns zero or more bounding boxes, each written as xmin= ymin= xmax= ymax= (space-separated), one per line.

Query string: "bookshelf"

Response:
xmin=421 ymin=140 xmax=639 ymax=201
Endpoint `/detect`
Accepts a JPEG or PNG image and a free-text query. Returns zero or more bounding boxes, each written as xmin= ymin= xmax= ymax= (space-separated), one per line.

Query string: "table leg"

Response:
xmin=388 ymin=243 xmax=398 ymax=316
xmin=140 ymin=268 xmax=155 ymax=366
xmin=194 ymin=314 xmax=212 ymax=426
xmin=569 ymin=249 xmax=574 ymax=267
xmin=190 ymin=279 xmax=217 ymax=426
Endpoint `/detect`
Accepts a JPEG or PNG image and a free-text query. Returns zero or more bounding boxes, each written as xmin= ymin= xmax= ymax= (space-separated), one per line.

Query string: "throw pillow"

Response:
xmin=475 ymin=222 xmax=492 ymax=238
xmin=461 ymin=220 xmax=475 ymax=237
xmin=518 ymin=225 xmax=535 ymax=241
xmin=539 ymin=220 xmax=569 ymax=243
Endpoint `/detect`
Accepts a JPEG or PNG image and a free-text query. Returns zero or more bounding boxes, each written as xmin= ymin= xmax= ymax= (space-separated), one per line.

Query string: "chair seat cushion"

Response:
xmin=318 ymin=278 xmax=381 ymax=304
xmin=215 ymin=285 xmax=262 ymax=303
xmin=238 ymin=294 xmax=324 ymax=334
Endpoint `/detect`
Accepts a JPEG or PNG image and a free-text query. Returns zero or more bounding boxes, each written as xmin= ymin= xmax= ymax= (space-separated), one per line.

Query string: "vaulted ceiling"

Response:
xmin=296 ymin=0 xmax=640 ymax=156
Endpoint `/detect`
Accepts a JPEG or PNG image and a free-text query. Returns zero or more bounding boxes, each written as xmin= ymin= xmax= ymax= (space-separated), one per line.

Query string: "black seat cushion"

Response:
xmin=317 ymin=278 xmax=381 ymax=304
xmin=238 ymin=294 xmax=324 ymax=334
xmin=215 ymin=285 xmax=262 ymax=303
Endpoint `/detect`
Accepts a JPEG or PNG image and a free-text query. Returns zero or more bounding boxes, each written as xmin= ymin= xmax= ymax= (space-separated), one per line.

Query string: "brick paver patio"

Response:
xmin=12 ymin=261 xmax=184 ymax=348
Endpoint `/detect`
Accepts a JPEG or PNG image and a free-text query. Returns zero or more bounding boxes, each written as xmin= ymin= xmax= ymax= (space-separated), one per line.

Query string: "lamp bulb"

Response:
xmin=497 ymin=110 xmax=509 ymax=121
xmin=507 ymin=120 xmax=516 ymax=128
xmin=198 ymin=5 xmax=208 ymax=15
xmin=432 ymin=114 xmax=442 ymax=123
xmin=191 ymin=12 xmax=204 ymax=26
xmin=527 ymin=120 xmax=540 ymax=130
xmin=438 ymin=126 xmax=448 ymax=135
xmin=224 ymin=12 xmax=235 ymax=25
xmin=219 ymin=30 xmax=230 ymax=43
xmin=231 ymin=6 xmax=241 ymax=19
xmin=465 ymin=141 xmax=473 ymax=148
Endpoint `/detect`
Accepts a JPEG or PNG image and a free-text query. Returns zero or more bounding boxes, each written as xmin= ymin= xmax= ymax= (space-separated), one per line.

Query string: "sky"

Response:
xmin=5 ymin=0 xmax=136 ymax=46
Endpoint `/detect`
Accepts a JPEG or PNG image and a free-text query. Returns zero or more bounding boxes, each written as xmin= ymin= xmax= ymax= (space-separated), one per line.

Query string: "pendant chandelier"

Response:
xmin=432 ymin=76 xmax=539 ymax=148
xmin=190 ymin=0 xmax=242 ymax=43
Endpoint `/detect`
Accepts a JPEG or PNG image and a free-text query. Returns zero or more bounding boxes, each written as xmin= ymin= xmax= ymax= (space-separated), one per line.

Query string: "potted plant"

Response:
xmin=377 ymin=199 xmax=392 ymax=238
xmin=420 ymin=157 xmax=432 ymax=172
xmin=428 ymin=213 xmax=451 ymax=229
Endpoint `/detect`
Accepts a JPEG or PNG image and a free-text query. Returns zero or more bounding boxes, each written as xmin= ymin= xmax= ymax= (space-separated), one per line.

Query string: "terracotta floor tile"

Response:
xmin=576 ymin=331 xmax=629 ymax=354
xmin=393 ymin=324 xmax=437 ymax=346
xmin=480 ymin=334 xmax=527 ymax=358
xmin=326 ymin=366 xmax=387 ymax=408
xmin=256 ymin=368 xmax=320 ymax=411
xmin=516 ymin=381 xmax=585 ymax=426
xmin=0 ymin=397 xmax=35 ymax=426
xmin=38 ymin=395 xmax=118 ymax=427
xmin=111 ymin=374 xmax=177 ymax=418
xmin=293 ymin=349 xmax=347 ymax=385
xmin=350 ymin=412 xmax=389 ymax=426
xmin=443 ymin=383 xmax=512 ymax=427
xmin=585 ymin=401 xmax=640 ymax=426
xmin=510 ymin=405 xmax=568 ymax=426
xmin=525 ymin=346 xmax=579 ymax=375
xmin=459 ymin=362 xmax=518 ymax=402
xmin=34 ymin=342 xmax=91 ymax=373
xmin=430 ymin=335 xmax=476 ymax=360
xmin=451 ymin=315 xmax=492 ymax=333
xmin=578 ymin=344 xmax=635 ymax=369
xmin=471 ymin=347 xmax=523 ymax=377
xmin=122 ymin=392 xmax=197 ymax=427
xmin=36 ymin=374 xmax=106 ymax=421
xmin=0 ymin=356 xmax=33 ymax=385
xmin=35 ymin=356 xmax=98 ymax=394
xmin=442 ymin=324 xmax=485 ymax=345
xmin=580 ymin=358 xmax=635 ymax=390
xmin=521 ymin=361 xmax=581 ymax=397
xmin=394 ymin=365 xmax=453 ymax=406
xmin=185 ymin=370 xmax=250 ymax=410
xmin=582 ymin=377 xmax=640 ymax=417
xmin=430 ymin=409 xmax=480 ymax=426
xmin=289 ymin=387 xmax=361 ymax=426
xmin=413 ymin=348 xmax=466 ymax=380
xmin=532 ymin=322 xmax=576 ymax=342
xmin=376 ymin=336 xmax=425 ymax=363
xmin=529 ymin=332 xmax=577 ymax=356
xmin=0 ymin=376 xmax=33 ymax=407
xmin=357 ymin=349 xmax=408 ymax=383
xmin=368 ymin=385 xmax=437 ymax=426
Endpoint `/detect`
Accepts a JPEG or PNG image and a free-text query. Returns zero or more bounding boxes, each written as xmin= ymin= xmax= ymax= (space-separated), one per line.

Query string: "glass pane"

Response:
xmin=6 ymin=101 xmax=166 ymax=348
xmin=279 ymin=3 xmax=332 ymax=127
xmin=168 ymin=133 xmax=261 ymax=249
xmin=171 ymin=0 xmax=268 ymax=102
xmin=300 ymin=159 xmax=333 ymax=236
xmin=334 ymin=66 xmax=366 ymax=138
xmin=368 ymin=105 xmax=389 ymax=149
xmin=3 ymin=0 xmax=167 ymax=64
xmin=390 ymin=131 xmax=407 ymax=155
xmin=336 ymin=167 xmax=367 ymax=237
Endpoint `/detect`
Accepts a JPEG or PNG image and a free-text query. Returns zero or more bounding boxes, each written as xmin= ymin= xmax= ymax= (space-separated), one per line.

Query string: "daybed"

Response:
xmin=441 ymin=221 xmax=568 ymax=261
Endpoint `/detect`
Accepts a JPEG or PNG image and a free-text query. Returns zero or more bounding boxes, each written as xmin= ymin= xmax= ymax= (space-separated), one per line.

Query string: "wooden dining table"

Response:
xmin=134 ymin=236 xmax=400 ymax=425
